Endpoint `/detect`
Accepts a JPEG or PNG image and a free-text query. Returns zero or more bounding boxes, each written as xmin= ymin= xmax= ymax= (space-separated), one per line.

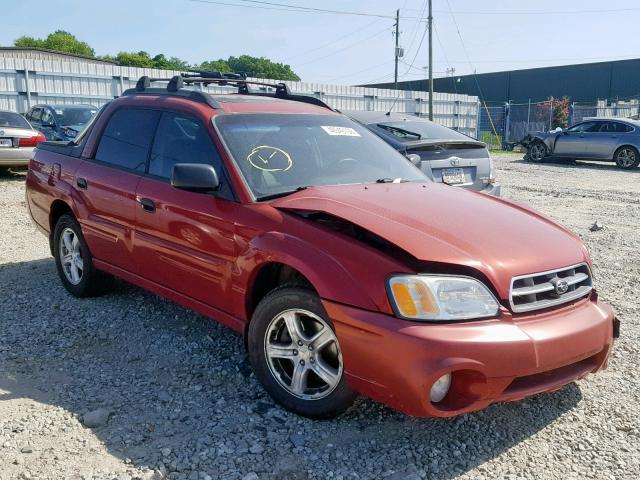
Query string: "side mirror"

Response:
xmin=406 ymin=153 xmax=422 ymax=167
xmin=171 ymin=163 xmax=220 ymax=193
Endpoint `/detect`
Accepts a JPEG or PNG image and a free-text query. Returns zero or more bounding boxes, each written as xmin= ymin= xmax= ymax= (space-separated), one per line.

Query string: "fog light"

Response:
xmin=430 ymin=373 xmax=452 ymax=403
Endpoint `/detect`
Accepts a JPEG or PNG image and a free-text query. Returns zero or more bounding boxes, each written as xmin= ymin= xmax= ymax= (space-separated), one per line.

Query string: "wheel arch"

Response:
xmin=49 ymin=200 xmax=75 ymax=254
xmin=240 ymin=232 xmax=381 ymax=344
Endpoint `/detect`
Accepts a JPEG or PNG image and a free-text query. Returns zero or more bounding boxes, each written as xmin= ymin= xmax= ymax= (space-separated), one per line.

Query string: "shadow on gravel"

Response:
xmin=513 ymin=157 xmax=640 ymax=174
xmin=0 ymin=258 xmax=582 ymax=480
xmin=0 ymin=167 xmax=27 ymax=180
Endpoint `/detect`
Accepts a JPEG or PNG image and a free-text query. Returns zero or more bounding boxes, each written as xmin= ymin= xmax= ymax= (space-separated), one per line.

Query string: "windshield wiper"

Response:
xmin=377 ymin=124 xmax=421 ymax=139
xmin=255 ymin=186 xmax=309 ymax=202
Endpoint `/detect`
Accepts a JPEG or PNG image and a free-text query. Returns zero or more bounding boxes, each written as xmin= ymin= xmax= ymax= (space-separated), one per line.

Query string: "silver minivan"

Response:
xmin=344 ymin=111 xmax=500 ymax=195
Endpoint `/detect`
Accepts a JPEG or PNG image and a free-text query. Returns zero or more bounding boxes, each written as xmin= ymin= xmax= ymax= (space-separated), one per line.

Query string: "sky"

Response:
xmin=2 ymin=0 xmax=640 ymax=85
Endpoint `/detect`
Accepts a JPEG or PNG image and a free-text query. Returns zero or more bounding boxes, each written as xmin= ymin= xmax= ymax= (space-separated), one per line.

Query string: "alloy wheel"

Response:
xmin=59 ymin=227 xmax=84 ymax=285
xmin=264 ymin=309 xmax=343 ymax=400
xmin=616 ymin=148 xmax=637 ymax=168
xmin=529 ymin=142 xmax=546 ymax=161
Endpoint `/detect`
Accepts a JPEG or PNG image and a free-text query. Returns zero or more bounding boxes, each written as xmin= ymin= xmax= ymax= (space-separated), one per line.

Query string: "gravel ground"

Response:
xmin=0 ymin=155 xmax=638 ymax=480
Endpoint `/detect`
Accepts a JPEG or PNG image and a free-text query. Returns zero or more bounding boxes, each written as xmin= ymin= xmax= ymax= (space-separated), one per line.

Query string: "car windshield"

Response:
xmin=52 ymin=106 xmax=97 ymax=126
xmin=376 ymin=120 xmax=469 ymax=141
xmin=215 ymin=113 xmax=427 ymax=200
xmin=0 ymin=112 xmax=31 ymax=129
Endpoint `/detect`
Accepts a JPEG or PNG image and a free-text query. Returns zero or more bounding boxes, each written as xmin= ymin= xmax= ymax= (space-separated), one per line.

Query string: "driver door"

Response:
xmin=133 ymin=110 xmax=239 ymax=314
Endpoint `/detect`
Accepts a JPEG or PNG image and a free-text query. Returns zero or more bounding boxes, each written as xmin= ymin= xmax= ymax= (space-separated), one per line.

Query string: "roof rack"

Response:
xmin=122 ymin=73 xmax=333 ymax=111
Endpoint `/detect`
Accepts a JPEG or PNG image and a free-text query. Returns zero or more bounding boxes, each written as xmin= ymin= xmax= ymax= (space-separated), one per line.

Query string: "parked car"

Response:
xmin=344 ymin=110 xmax=500 ymax=196
xmin=523 ymin=117 xmax=640 ymax=169
xmin=25 ymin=104 xmax=97 ymax=141
xmin=0 ymin=110 xmax=45 ymax=172
xmin=26 ymin=75 xmax=616 ymax=419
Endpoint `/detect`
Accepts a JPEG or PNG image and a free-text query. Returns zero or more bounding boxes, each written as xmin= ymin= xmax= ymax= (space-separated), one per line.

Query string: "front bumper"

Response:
xmin=0 ymin=147 xmax=33 ymax=166
xmin=325 ymin=293 xmax=615 ymax=417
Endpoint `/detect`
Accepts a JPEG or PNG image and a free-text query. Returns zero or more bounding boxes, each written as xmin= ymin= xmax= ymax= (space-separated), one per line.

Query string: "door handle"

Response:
xmin=76 ymin=177 xmax=87 ymax=189
xmin=137 ymin=197 xmax=156 ymax=213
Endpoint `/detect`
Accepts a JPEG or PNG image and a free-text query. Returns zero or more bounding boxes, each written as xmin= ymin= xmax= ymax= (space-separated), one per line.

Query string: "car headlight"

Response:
xmin=387 ymin=275 xmax=500 ymax=321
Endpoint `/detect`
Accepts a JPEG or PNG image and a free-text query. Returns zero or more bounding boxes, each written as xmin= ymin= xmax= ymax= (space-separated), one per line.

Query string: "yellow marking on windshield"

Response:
xmin=247 ymin=145 xmax=293 ymax=172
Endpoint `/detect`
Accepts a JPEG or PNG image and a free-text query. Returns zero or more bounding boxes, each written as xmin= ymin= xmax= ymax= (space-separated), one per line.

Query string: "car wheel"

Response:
xmin=614 ymin=146 xmax=640 ymax=169
xmin=247 ymin=285 xmax=357 ymax=419
xmin=53 ymin=213 xmax=112 ymax=297
xmin=527 ymin=141 xmax=548 ymax=162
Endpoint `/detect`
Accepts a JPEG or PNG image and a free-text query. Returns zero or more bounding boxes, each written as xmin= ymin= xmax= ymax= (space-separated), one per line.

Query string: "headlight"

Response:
xmin=387 ymin=275 xmax=500 ymax=321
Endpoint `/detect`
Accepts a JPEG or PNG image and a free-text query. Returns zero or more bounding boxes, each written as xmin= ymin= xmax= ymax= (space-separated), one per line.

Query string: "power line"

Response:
xmin=293 ymin=26 xmax=392 ymax=68
xmin=190 ymin=0 xmax=428 ymax=19
xmin=282 ymin=18 xmax=383 ymax=62
xmin=404 ymin=6 xmax=640 ymax=15
xmin=402 ymin=1 xmax=428 ymax=62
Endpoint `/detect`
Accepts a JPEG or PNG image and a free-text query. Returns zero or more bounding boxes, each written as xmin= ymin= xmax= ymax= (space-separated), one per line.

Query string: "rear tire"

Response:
xmin=247 ymin=286 xmax=357 ymax=419
xmin=614 ymin=146 xmax=639 ymax=169
xmin=527 ymin=140 xmax=548 ymax=163
xmin=53 ymin=213 xmax=113 ymax=297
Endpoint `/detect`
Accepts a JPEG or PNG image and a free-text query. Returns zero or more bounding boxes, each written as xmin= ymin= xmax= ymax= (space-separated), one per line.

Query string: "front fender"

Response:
xmin=239 ymin=231 xmax=380 ymax=315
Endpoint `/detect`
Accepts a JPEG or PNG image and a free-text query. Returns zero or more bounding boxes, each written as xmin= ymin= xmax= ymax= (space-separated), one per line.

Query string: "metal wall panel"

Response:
xmin=0 ymin=58 xmax=479 ymax=137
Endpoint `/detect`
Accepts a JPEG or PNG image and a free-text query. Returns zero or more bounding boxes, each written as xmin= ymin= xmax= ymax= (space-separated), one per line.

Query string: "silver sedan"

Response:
xmin=0 ymin=110 xmax=45 ymax=172
xmin=523 ymin=117 xmax=640 ymax=169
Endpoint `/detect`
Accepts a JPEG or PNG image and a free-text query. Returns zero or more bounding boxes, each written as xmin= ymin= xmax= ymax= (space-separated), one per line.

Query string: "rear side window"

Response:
xmin=95 ymin=109 xmax=160 ymax=171
xmin=614 ymin=122 xmax=633 ymax=133
xmin=148 ymin=112 xmax=232 ymax=198
xmin=0 ymin=112 xmax=31 ymax=129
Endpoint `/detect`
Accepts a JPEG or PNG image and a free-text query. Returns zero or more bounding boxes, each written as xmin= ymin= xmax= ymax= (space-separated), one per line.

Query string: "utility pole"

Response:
xmin=428 ymin=0 xmax=433 ymax=120
xmin=394 ymin=9 xmax=400 ymax=91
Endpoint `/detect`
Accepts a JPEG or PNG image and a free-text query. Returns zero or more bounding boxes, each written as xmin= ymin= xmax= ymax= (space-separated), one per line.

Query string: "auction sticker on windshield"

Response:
xmin=321 ymin=126 xmax=360 ymax=136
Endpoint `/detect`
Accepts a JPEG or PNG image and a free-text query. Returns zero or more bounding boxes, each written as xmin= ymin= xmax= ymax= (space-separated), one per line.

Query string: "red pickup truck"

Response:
xmin=25 ymin=75 xmax=617 ymax=419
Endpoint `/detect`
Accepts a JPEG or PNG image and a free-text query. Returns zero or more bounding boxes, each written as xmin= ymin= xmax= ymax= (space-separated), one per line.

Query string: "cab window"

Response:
xmin=148 ymin=111 xmax=232 ymax=198
xmin=94 ymin=108 xmax=160 ymax=171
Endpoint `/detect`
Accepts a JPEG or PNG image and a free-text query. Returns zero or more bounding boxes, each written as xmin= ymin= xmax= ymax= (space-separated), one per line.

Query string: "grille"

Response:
xmin=509 ymin=263 xmax=592 ymax=313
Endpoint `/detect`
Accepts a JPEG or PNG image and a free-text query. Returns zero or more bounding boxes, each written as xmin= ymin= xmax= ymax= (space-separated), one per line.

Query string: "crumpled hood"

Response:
xmin=272 ymin=182 xmax=588 ymax=299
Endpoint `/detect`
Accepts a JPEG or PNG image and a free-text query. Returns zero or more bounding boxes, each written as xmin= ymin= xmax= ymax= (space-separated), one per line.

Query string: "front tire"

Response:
xmin=247 ymin=286 xmax=357 ymax=419
xmin=527 ymin=140 xmax=548 ymax=163
xmin=614 ymin=146 xmax=640 ymax=169
xmin=53 ymin=213 xmax=112 ymax=297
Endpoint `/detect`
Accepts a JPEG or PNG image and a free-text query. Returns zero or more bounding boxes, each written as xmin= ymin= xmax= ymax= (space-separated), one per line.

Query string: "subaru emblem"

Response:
xmin=555 ymin=279 xmax=569 ymax=295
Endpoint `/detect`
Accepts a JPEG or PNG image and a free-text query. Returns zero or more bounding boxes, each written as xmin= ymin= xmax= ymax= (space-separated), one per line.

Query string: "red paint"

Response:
xmin=25 ymin=92 xmax=615 ymax=417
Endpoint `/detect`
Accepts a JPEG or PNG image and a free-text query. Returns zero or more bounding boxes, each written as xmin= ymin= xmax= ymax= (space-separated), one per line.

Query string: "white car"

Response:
xmin=0 ymin=110 xmax=45 ymax=173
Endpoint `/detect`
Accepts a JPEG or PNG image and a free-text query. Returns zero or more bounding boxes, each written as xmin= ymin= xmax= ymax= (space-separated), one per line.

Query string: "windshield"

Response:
xmin=376 ymin=120 xmax=470 ymax=142
xmin=0 ymin=112 xmax=31 ymax=129
xmin=215 ymin=113 xmax=426 ymax=200
xmin=52 ymin=106 xmax=97 ymax=126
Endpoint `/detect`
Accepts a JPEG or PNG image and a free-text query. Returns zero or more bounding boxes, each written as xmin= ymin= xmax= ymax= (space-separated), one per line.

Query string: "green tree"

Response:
xmin=152 ymin=54 xmax=190 ymax=71
xmin=227 ymin=55 xmax=299 ymax=80
xmin=14 ymin=30 xmax=94 ymax=57
xmin=198 ymin=56 xmax=300 ymax=80
xmin=113 ymin=51 xmax=154 ymax=68
xmin=197 ymin=59 xmax=233 ymax=73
